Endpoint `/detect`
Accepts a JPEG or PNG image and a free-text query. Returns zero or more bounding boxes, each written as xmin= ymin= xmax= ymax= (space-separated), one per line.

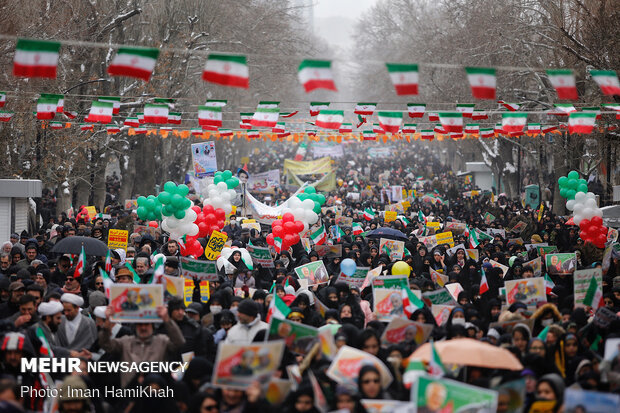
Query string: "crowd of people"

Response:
xmin=1 ymin=141 xmax=619 ymax=413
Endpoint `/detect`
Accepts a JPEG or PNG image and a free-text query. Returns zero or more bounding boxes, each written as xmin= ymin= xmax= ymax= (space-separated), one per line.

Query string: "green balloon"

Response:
xmin=567 ymin=189 xmax=576 ymax=200
xmin=304 ymin=186 xmax=316 ymax=194
xmin=177 ymin=184 xmax=189 ymax=196
xmin=560 ymin=188 xmax=568 ymax=198
xmin=317 ymin=194 xmax=326 ymax=205
xmin=577 ymin=183 xmax=588 ymax=193
xmin=578 ymin=178 xmax=587 ymax=186
xmin=568 ymin=179 xmax=579 ymax=190
xmin=313 ymin=202 xmax=321 ymax=214
xmin=145 ymin=198 xmax=156 ymax=209
xmin=215 ymin=171 xmax=222 ymax=178
xmin=136 ymin=206 xmax=147 ymax=219
xmin=222 ymin=170 xmax=233 ymax=180
xmin=136 ymin=196 xmax=147 ymax=206
xmin=174 ymin=209 xmax=186 ymax=219
xmin=182 ymin=198 xmax=192 ymax=210
xmin=162 ymin=205 xmax=175 ymax=216
xmin=158 ymin=191 xmax=171 ymax=204
xmin=568 ymin=170 xmax=579 ymax=180
xmin=153 ymin=205 xmax=162 ymax=219
xmin=171 ymin=194 xmax=185 ymax=208
xmin=214 ymin=176 xmax=223 ymax=184
xmin=298 ymin=194 xmax=309 ymax=201
xmin=226 ymin=177 xmax=240 ymax=189
xmin=163 ymin=181 xmax=176 ymax=193
xmin=558 ymin=176 xmax=568 ymax=187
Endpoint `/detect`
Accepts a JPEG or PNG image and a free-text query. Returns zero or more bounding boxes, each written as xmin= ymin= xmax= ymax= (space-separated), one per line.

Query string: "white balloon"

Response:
xmin=289 ymin=197 xmax=301 ymax=209
xmin=573 ymin=215 xmax=583 ymax=225
xmin=566 ymin=200 xmax=576 ymax=211
xmin=301 ymin=199 xmax=315 ymax=210
xmin=186 ymin=223 xmax=199 ymax=237
xmin=185 ymin=209 xmax=197 ymax=222
xmin=165 ymin=217 xmax=180 ymax=229
xmin=216 ymin=182 xmax=228 ymax=192
xmin=585 ymin=198 xmax=597 ymax=209
xmin=222 ymin=204 xmax=232 ymax=215
xmin=586 ymin=192 xmax=596 ymax=199
xmin=582 ymin=207 xmax=594 ymax=219
xmin=228 ymin=189 xmax=237 ymax=199
xmin=575 ymin=192 xmax=587 ymax=203
xmin=593 ymin=208 xmax=603 ymax=218
xmin=208 ymin=184 xmax=217 ymax=192
xmin=573 ymin=204 xmax=584 ymax=215
xmin=208 ymin=189 xmax=219 ymax=199
xmin=302 ymin=222 xmax=309 ymax=233
xmin=161 ymin=220 xmax=170 ymax=232
xmin=220 ymin=192 xmax=231 ymax=202
xmin=307 ymin=211 xmax=319 ymax=224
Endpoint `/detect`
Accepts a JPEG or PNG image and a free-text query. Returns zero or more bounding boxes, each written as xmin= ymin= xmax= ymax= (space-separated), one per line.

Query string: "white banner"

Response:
xmin=312 ymin=142 xmax=344 ymax=158
xmin=247 ymin=169 xmax=280 ymax=193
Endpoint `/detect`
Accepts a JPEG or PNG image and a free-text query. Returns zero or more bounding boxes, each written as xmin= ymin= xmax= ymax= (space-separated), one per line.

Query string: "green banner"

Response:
xmin=269 ymin=317 xmax=319 ymax=355
xmin=179 ymin=257 xmax=218 ymax=281
xmin=246 ymin=244 xmax=274 ymax=268
xmin=413 ymin=376 xmax=497 ymax=412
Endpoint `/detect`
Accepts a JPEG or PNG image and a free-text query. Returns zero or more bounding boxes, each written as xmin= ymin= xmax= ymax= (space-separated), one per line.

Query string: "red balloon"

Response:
xmin=266 ymin=233 xmax=274 ymax=246
xmin=205 ymin=213 xmax=217 ymax=223
xmin=601 ymin=226 xmax=608 ymax=235
xmin=294 ymin=221 xmax=305 ymax=233
xmin=203 ymin=204 xmax=215 ymax=214
xmin=590 ymin=216 xmax=603 ymax=226
xmin=148 ymin=221 xmax=159 ymax=228
xmin=290 ymin=233 xmax=300 ymax=245
xmin=595 ymin=233 xmax=607 ymax=246
xmin=587 ymin=225 xmax=600 ymax=236
xmin=192 ymin=205 xmax=202 ymax=214
xmin=579 ymin=219 xmax=590 ymax=231
xmin=214 ymin=208 xmax=226 ymax=221
xmin=282 ymin=213 xmax=294 ymax=223
xmin=209 ymin=224 xmax=220 ymax=233
xmin=284 ymin=233 xmax=297 ymax=246
xmin=198 ymin=221 xmax=209 ymax=234
xmin=272 ymin=219 xmax=283 ymax=228
xmin=272 ymin=225 xmax=284 ymax=238
xmin=217 ymin=219 xmax=225 ymax=228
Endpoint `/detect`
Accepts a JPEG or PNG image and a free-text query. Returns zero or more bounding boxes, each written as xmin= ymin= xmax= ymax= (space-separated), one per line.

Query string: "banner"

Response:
xmin=564 ymin=388 xmax=620 ymax=412
xmin=204 ymin=230 xmax=228 ymax=261
xmin=109 ymin=284 xmax=163 ymax=322
xmin=372 ymin=276 xmax=409 ymax=321
xmin=314 ymin=244 xmax=342 ymax=258
xmin=179 ymin=257 xmax=218 ymax=281
xmin=247 ymin=169 xmax=280 ymax=193
xmin=505 ymin=278 xmax=546 ymax=306
xmin=545 ymin=253 xmax=577 ymax=275
xmin=327 ymin=345 xmax=393 ymax=390
xmin=368 ymin=147 xmax=393 ymax=158
xmin=294 ymin=261 xmax=329 ymax=286
xmin=412 ymin=376 xmax=497 ymax=412
xmin=380 ymin=317 xmax=433 ymax=346
xmin=212 ymin=341 xmax=285 ymax=389
xmin=524 ymin=257 xmax=542 ymax=277
xmin=379 ymin=238 xmax=405 ymax=260
xmin=435 ymin=231 xmax=455 ymax=248
xmin=339 ymin=267 xmax=370 ymax=288
xmin=283 ymin=157 xmax=333 ymax=175
xmin=191 ymin=142 xmax=217 ymax=178
xmin=107 ymin=229 xmax=128 ymax=251
xmin=574 ymin=268 xmax=603 ymax=308
xmin=312 ymin=141 xmax=344 ymax=158
xmin=269 ymin=317 xmax=319 ymax=355
xmin=423 ymin=289 xmax=456 ymax=306
xmin=246 ymin=244 xmax=274 ymax=268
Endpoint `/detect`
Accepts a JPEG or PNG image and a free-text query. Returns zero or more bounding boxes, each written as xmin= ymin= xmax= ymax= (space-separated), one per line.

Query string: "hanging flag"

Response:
xmin=190 ymin=127 xmax=203 ymax=136
xmin=428 ymin=112 xmax=439 ymax=122
xmin=464 ymin=124 xmax=480 ymax=134
xmin=294 ymin=142 xmax=308 ymax=161
xmin=568 ymin=112 xmax=597 ymax=134
xmin=438 ymin=112 xmax=463 ymax=133
xmin=306 ymin=129 xmax=317 ymax=137
xmin=402 ymin=286 xmax=424 ymax=317
xmin=247 ymin=129 xmax=260 ymax=139
xmin=86 ymin=101 xmax=113 ymax=123
xmin=106 ymin=125 xmax=120 ymax=134
xmin=198 ymin=106 xmax=223 ymax=127
xmin=257 ymin=101 xmax=280 ymax=109
xmin=402 ymin=124 xmax=417 ymax=134
xmin=352 ymin=222 xmax=363 ymax=235
xmin=316 ymin=110 xmax=344 ymax=129
xmin=137 ymin=113 xmax=145 ymax=123
xmin=428 ymin=340 xmax=447 ymax=376
xmin=546 ymin=69 xmax=578 ymax=100
xmin=479 ymin=268 xmax=489 ymax=295
xmin=36 ymin=97 xmax=58 ymax=120
xmin=281 ymin=111 xmax=298 ymax=118
xmin=386 ymin=63 xmax=419 ymax=95
xmin=494 ymin=123 xmax=504 ymax=134
xmin=583 ymin=276 xmax=604 ymax=310
xmin=0 ymin=92 xmax=6 ymax=107
xmin=80 ymin=123 xmax=93 ymax=131
xmin=134 ymin=126 xmax=147 ymax=134
xmin=407 ymin=103 xmax=426 ymax=118
xmin=310 ymin=224 xmax=327 ymax=245
xmin=527 ymin=123 xmax=542 ymax=135
xmin=309 ymin=102 xmax=330 ymax=116
xmin=339 ymin=123 xmax=353 ymax=133
xmin=202 ymin=53 xmax=249 ymax=88
xmin=362 ymin=130 xmax=376 ymax=140
xmin=581 ymin=107 xmax=601 ymax=120
xmin=219 ymin=129 xmax=233 ymax=137
xmin=168 ymin=112 xmax=182 ymax=125
xmin=420 ymin=129 xmax=434 ymax=140
xmin=266 ymin=291 xmax=291 ymax=322
xmin=498 ymin=101 xmax=520 ymax=111
xmin=456 ymin=103 xmax=476 ymax=118
xmin=50 ymin=121 xmax=64 ymax=130
xmin=40 ymin=93 xmax=64 ymax=112
xmin=13 ymin=38 xmax=60 ymax=78
xmin=552 ymin=103 xmax=576 ymax=115
xmin=377 ymin=111 xmax=403 ymax=134
xmin=472 ymin=110 xmax=488 ymax=120
xmin=272 ymin=122 xmax=286 ymax=133
xmin=107 ymin=46 xmax=159 ymax=81
xmin=502 ymin=113 xmax=527 ymax=133
xmin=544 ymin=274 xmax=555 ymax=295
xmin=124 ymin=117 xmax=140 ymax=127
xmin=297 ymin=59 xmax=337 ymax=92
xmin=354 ymin=103 xmax=377 ymax=116
xmin=240 ymin=112 xmax=253 ymax=124
xmin=0 ymin=111 xmax=14 ymax=122
xmin=143 ymin=103 xmax=169 ymax=124
xmin=480 ymin=127 xmax=494 ymax=138
xmin=99 ymin=97 xmax=121 ymax=114
xmin=205 ymin=99 xmax=227 ymax=107
xmin=590 ymin=70 xmax=620 ymax=96
xmin=465 ymin=67 xmax=496 ymax=99
xmin=373 ymin=123 xmax=384 ymax=134
xmin=73 ymin=246 xmax=86 ymax=279
xmin=251 ymin=107 xmax=279 ymax=128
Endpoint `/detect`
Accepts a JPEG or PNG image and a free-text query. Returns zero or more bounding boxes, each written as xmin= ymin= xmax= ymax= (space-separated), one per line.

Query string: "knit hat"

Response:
xmin=237 ymin=299 xmax=258 ymax=317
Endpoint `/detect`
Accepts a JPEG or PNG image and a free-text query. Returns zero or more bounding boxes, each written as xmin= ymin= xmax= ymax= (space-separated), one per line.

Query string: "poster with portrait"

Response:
xmin=191 ymin=142 xmax=217 ymax=178
xmin=247 ymin=169 xmax=280 ymax=193
xmin=505 ymin=278 xmax=546 ymax=306
xmin=327 ymin=345 xmax=393 ymax=391
xmin=362 ymin=400 xmax=414 ymax=413
xmin=545 ymin=253 xmax=577 ymax=275
xmin=294 ymin=261 xmax=329 ymax=286
xmin=372 ymin=276 xmax=409 ymax=321
xmin=412 ymin=376 xmax=497 ymax=413
xmin=380 ymin=318 xmax=433 ymax=346
xmin=488 ymin=259 xmax=509 ymax=278
xmin=563 ymin=388 xmax=620 ymax=413
xmin=109 ymin=284 xmax=163 ymax=322
xmin=339 ymin=267 xmax=370 ymax=288
xmin=379 ymin=238 xmax=405 ymax=261
xmin=212 ymin=341 xmax=285 ymax=389
xmin=524 ymin=257 xmax=542 ymax=277
xmin=574 ymin=268 xmax=603 ymax=308
xmin=268 ymin=317 xmax=319 ymax=355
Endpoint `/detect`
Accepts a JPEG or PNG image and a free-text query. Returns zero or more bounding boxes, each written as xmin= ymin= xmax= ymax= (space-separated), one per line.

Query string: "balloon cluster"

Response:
xmin=136 ymin=195 xmax=162 ymax=221
xmin=194 ymin=204 xmax=226 ymax=238
xmin=202 ymin=170 xmax=239 ymax=215
xmin=569 ymin=191 xmax=603 ymax=224
xmin=281 ymin=197 xmax=319 ymax=233
xmin=180 ymin=235 xmax=204 ymax=257
xmin=159 ymin=182 xmax=199 ymax=241
xmin=558 ymin=171 xmax=588 ymax=200
xmin=296 ymin=186 xmax=326 ymax=214
xmin=266 ymin=213 xmax=304 ymax=252
xmin=579 ymin=216 xmax=608 ymax=249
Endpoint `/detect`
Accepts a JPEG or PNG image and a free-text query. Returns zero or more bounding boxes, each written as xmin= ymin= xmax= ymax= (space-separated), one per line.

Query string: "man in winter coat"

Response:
xmin=225 ymin=299 xmax=268 ymax=344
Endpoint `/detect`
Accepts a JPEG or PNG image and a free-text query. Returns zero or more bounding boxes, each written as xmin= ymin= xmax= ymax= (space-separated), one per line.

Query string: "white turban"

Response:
xmin=38 ymin=301 xmax=64 ymax=316
xmin=115 ymin=248 xmax=126 ymax=265
xmin=61 ymin=293 xmax=84 ymax=307
xmin=93 ymin=306 xmax=107 ymax=319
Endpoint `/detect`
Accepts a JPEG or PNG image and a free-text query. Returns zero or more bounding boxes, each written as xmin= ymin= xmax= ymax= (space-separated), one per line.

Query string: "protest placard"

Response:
xmin=489 ymin=259 xmax=509 ymax=278
xmin=384 ymin=210 xmax=397 ymax=223
xmin=212 ymin=341 xmax=285 ymax=389
xmin=361 ymin=400 xmax=413 ymax=413
xmin=445 ymin=283 xmax=464 ymax=302
xmin=380 ymin=318 xmax=433 ymax=346
xmin=179 ymin=257 xmax=218 ymax=281
xmin=314 ymin=244 xmax=342 ymax=258
xmin=563 ymin=388 xmax=620 ymax=412
xmin=423 ymin=289 xmax=456 ymax=306
xmin=494 ymin=379 xmax=526 ymax=413
xmin=191 ymin=141 xmax=217 ymax=178
xmin=505 ymin=278 xmax=546 ymax=306
xmin=204 ymin=230 xmax=228 ymax=260
xmin=379 ymin=238 xmax=405 ymax=260
xmin=444 ymin=221 xmax=467 ymax=235
xmin=327 ymin=346 xmax=393 ymax=390
xmin=484 ymin=212 xmax=496 ymax=224
xmin=372 ymin=276 xmax=410 ymax=321
xmin=160 ymin=274 xmax=184 ymax=303
xmin=435 ymin=231 xmax=455 ymax=248
xmin=524 ymin=256 xmax=542 ymax=276
xmin=109 ymin=284 xmax=163 ymax=322
xmin=545 ymin=253 xmax=577 ymax=275
xmin=246 ymin=243 xmax=275 ymax=268
xmin=339 ymin=266 xmax=370 ymax=288
xmin=466 ymin=249 xmax=479 ymax=261
xmin=269 ymin=317 xmax=319 ymax=355
xmin=294 ymin=261 xmax=329 ymax=286
xmin=107 ymin=229 xmax=128 ymax=250
xmin=446 ymin=243 xmax=465 ymax=256
xmin=412 ymin=376 xmax=498 ymax=412
xmin=574 ymin=268 xmax=603 ymax=308
xmin=431 ymin=305 xmax=454 ymax=326
xmin=264 ymin=379 xmax=293 ymax=406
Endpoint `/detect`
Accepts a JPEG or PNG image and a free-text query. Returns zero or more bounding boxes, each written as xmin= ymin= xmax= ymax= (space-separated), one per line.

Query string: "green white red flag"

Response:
xmin=527 ymin=123 xmax=541 ymax=135
xmin=108 ymin=46 xmax=159 ymax=81
xmin=106 ymin=125 xmax=120 ymax=134
xmin=74 ymin=246 xmax=86 ymax=279
xmin=386 ymin=63 xmax=419 ymax=95
xmin=498 ymin=101 xmax=520 ymax=111
xmin=310 ymin=102 xmax=329 ymax=116
xmin=205 ymin=99 xmax=227 ymax=107
xmin=583 ymin=275 xmax=603 ymax=309
xmin=362 ymin=130 xmax=376 ymax=140
xmin=36 ymin=97 xmax=58 ymax=120
xmin=36 ymin=326 xmax=54 ymax=357
xmin=272 ymin=122 xmax=286 ymax=133
xmin=202 ymin=54 xmax=249 ymax=88
xmin=479 ymin=268 xmax=489 ymax=295
xmin=354 ymin=103 xmax=376 ymax=116
xmin=428 ymin=340 xmax=447 ymax=376
xmin=568 ymin=112 xmax=597 ymax=134
xmin=143 ymin=103 xmax=169 ymax=124
xmin=80 ymin=123 xmax=93 ymax=131
xmin=198 ymin=106 xmax=222 ymax=127
xmin=124 ymin=117 xmax=140 ymax=127
xmin=251 ymin=107 xmax=279 ymax=128
xmin=544 ymin=274 xmax=555 ymax=295
xmin=339 ymin=123 xmax=353 ymax=133
xmin=310 ymin=224 xmax=327 ymax=245
xmin=294 ymin=142 xmax=307 ymax=161
xmin=98 ymin=97 xmax=121 ymax=114
xmin=472 ymin=110 xmax=488 ymax=120
xmin=438 ymin=112 xmax=463 ymax=133
xmin=86 ymin=101 xmax=113 ymax=123
xmin=428 ymin=112 xmax=439 ymax=122
xmin=464 ymin=124 xmax=479 ymax=134
xmin=465 ymin=67 xmax=496 ymax=99
xmin=247 ymin=130 xmax=260 ymax=139
xmin=553 ymin=103 xmax=576 ymax=115
xmin=40 ymin=93 xmax=64 ymax=112
xmin=0 ymin=111 xmax=14 ymax=122
xmin=219 ymin=129 xmax=233 ymax=137
xmin=13 ymin=39 xmax=60 ymax=78
xmin=420 ymin=129 xmax=434 ymax=140
xmin=316 ymin=110 xmax=344 ymax=129
xmin=590 ymin=70 xmax=620 ymax=96
xmin=402 ymin=124 xmax=416 ymax=133
xmin=546 ymin=69 xmax=578 ymax=100
xmin=191 ymin=127 xmax=203 ymax=136
xmin=0 ymin=92 xmax=6 ymax=107
xmin=456 ymin=104 xmax=475 ymax=118
xmin=298 ymin=59 xmax=337 ymax=92
xmin=50 ymin=121 xmax=64 ymax=130
xmin=363 ymin=208 xmax=376 ymax=221
xmin=377 ymin=111 xmax=402 ymax=134
xmin=407 ymin=103 xmax=426 ymax=118
xmin=402 ymin=286 xmax=425 ymax=317
xmin=352 ymin=222 xmax=363 ymax=235
xmin=502 ymin=113 xmax=527 ymax=133
xmin=266 ymin=291 xmax=291 ymax=322
xmin=168 ymin=112 xmax=182 ymax=124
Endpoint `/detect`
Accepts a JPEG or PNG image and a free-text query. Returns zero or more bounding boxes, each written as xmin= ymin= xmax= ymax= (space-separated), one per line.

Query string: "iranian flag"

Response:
xmin=281 ymin=111 xmax=298 ymax=118
xmin=407 ymin=103 xmax=426 ymax=118
xmin=0 ymin=92 xmax=5 ymax=107
xmin=553 ymin=103 xmax=576 ymax=115
xmin=168 ymin=112 xmax=182 ymax=124
xmin=134 ymin=127 xmax=147 ymax=134
xmin=362 ymin=130 xmax=376 ymax=140
xmin=240 ymin=112 xmax=253 ymax=125
xmin=202 ymin=53 xmax=249 ymax=88
xmin=494 ymin=123 xmax=504 ymax=134
xmin=386 ymin=63 xmax=419 ymax=95
xmin=306 ymin=129 xmax=317 ymax=137
xmin=80 ymin=123 xmax=93 ymax=131
xmin=205 ymin=99 xmax=227 ymax=107
xmin=546 ymin=69 xmax=578 ymax=100
xmin=247 ymin=130 xmax=260 ymax=139
xmin=438 ymin=112 xmax=463 ymax=133
xmin=36 ymin=327 xmax=54 ymax=357
xmin=238 ymin=120 xmax=251 ymax=130
xmin=63 ymin=111 xmax=77 ymax=119
xmin=310 ymin=224 xmax=327 ymax=245
xmin=85 ymin=101 xmax=113 ymax=123
xmin=402 ymin=285 xmax=425 ymax=317
xmin=316 ymin=110 xmax=344 ymax=129
xmin=99 ymin=97 xmax=121 ymax=114
xmin=73 ymin=246 xmax=86 ymax=279
xmin=420 ymin=129 xmax=434 ymax=140
xmin=272 ymin=122 xmax=286 ymax=133
xmin=266 ymin=292 xmax=291 ymax=322
xmin=50 ymin=121 xmax=64 ymax=130
xmin=428 ymin=340 xmax=447 ymax=377
xmin=373 ymin=123 xmax=384 ymax=134
xmin=590 ymin=70 xmax=620 ymax=96
xmin=198 ymin=106 xmax=222 ymax=127
xmin=428 ymin=112 xmax=439 ymax=122
xmin=502 ymin=113 xmax=527 ymax=133
xmin=477 ymin=127 xmax=494 ymax=137
xmin=298 ymin=59 xmax=337 ymax=92
xmin=143 ymin=103 xmax=169 ymax=124
xmin=276 ymin=131 xmax=290 ymax=139
xmin=450 ymin=132 xmax=463 ymax=139
xmin=581 ymin=107 xmax=601 ymax=120
xmin=108 ymin=46 xmax=159 ymax=81
xmin=137 ymin=113 xmax=145 ymax=123
xmin=251 ymin=108 xmax=279 ymax=128
xmin=464 ymin=124 xmax=479 ymax=134
xmin=294 ymin=142 xmax=308 ymax=161
xmin=468 ymin=226 xmax=479 ymax=248
xmin=527 ymin=123 xmax=542 ymax=135
xmin=124 ymin=117 xmax=140 ymax=127
xmin=191 ymin=127 xmax=203 ymax=136
xmin=354 ymin=103 xmax=376 ymax=116
xmin=273 ymin=237 xmax=283 ymax=254
xmin=36 ymin=97 xmax=58 ymax=120
xmin=377 ymin=111 xmax=402 ymax=133
xmin=106 ymin=125 xmax=120 ymax=134
xmin=310 ymin=102 xmax=329 ymax=116
xmin=352 ymin=222 xmax=363 ymax=235
xmin=339 ymin=123 xmax=353 ymax=133
xmin=40 ymin=93 xmax=64 ymax=112
xmin=363 ymin=208 xmax=376 ymax=221
xmin=465 ymin=67 xmax=496 ymax=99
xmin=219 ymin=129 xmax=233 ymax=137
xmin=583 ymin=276 xmax=603 ymax=309
xmin=498 ymin=101 xmax=520 ymax=111
xmin=417 ymin=210 xmax=427 ymax=224
xmin=472 ymin=110 xmax=488 ymax=120
xmin=402 ymin=124 xmax=417 ymax=133
xmin=542 ymin=125 xmax=558 ymax=134
xmin=544 ymin=274 xmax=555 ymax=295
xmin=13 ymin=39 xmax=60 ymax=78
xmin=0 ymin=111 xmax=14 ymax=122
xmin=150 ymin=255 xmax=165 ymax=285
xmin=479 ymin=268 xmax=489 ymax=295
xmin=568 ymin=112 xmax=597 ymax=134
xmin=456 ymin=104 xmax=475 ymax=118
xmin=602 ymin=103 xmax=620 ymax=119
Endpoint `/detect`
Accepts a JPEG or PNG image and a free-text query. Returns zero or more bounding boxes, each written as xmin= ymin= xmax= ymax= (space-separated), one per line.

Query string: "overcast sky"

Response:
xmin=313 ymin=0 xmax=378 ymax=52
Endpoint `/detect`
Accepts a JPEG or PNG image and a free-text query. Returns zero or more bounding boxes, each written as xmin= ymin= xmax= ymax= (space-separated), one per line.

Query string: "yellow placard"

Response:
xmin=204 ymin=230 xmax=228 ymax=260
xmin=435 ymin=231 xmax=455 ymax=248
xmin=184 ymin=279 xmax=194 ymax=306
xmin=425 ymin=221 xmax=440 ymax=229
xmin=85 ymin=206 xmax=97 ymax=219
xmin=242 ymin=219 xmax=256 ymax=224
xmin=231 ymin=205 xmax=237 ymax=215
xmin=240 ymin=156 xmax=250 ymax=164
xmin=402 ymin=189 xmax=407 ymax=198
xmin=384 ymin=211 xmax=397 ymax=222
xmin=471 ymin=190 xmax=479 ymax=196
xmin=402 ymin=201 xmax=411 ymax=209
xmin=199 ymin=280 xmax=210 ymax=303
xmin=242 ymin=222 xmax=261 ymax=232
xmin=107 ymin=229 xmax=128 ymax=251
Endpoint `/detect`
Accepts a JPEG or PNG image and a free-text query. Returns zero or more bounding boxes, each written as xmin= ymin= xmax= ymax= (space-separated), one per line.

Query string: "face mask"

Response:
xmin=452 ymin=317 xmax=465 ymax=326
xmin=230 ymin=307 xmax=238 ymax=316
xmin=210 ymin=305 xmax=222 ymax=314
xmin=281 ymin=257 xmax=289 ymax=267
xmin=541 ymin=318 xmax=553 ymax=326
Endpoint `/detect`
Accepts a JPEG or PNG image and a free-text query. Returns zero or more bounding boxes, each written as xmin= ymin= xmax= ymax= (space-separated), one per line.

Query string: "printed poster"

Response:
xmin=179 ymin=256 xmax=218 ymax=281
xmin=380 ymin=318 xmax=433 ymax=346
xmin=435 ymin=231 xmax=455 ymax=248
xmin=573 ymin=268 xmax=603 ymax=308
xmin=423 ymin=289 xmax=456 ymax=306
xmin=545 ymin=253 xmax=577 ymax=275
xmin=204 ymin=230 xmax=228 ymax=261
xmin=247 ymin=169 xmax=280 ymax=193
xmin=191 ymin=142 xmax=217 ymax=178
xmin=489 ymin=259 xmax=509 ymax=278
xmin=107 ymin=229 xmax=128 ymax=251
xmin=327 ymin=345 xmax=393 ymax=391
xmin=212 ymin=340 xmax=285 ymax=389
xmin=524 ymin=257 xmax=542 ymax=277
xmin=160 ymin=274 xmax=184 ymax=302
xmin=362 ymin=400 xmax=413 ymax=413
xmin=246 ymin=244 xmax=275 ymax=268
xmin=431 ymin=305 xmax=454 ymax=326
xmin=505 ymin=278 xmax=546 ymax=306
xmin=494 ymin=379 xmax=526 ymax=413
xmin=109 ymin=284 xmax=163 ymax=322
xmin=314 ymin=244 xmax=342 ymax=258
xmin=339 ymin=267 xmax=370 ymax=288
xmin=379 ymin=238 xmax=405 ymax=261
xmin=537 ymin=245 xmax=558 ymax=258
xmin=269 ymin=317 xmax=319 ymax=355
xmin=412 ymin=376 xmax=497 ymax=413
xmin=372 ymin=276 xmax=409 ymax=321
xmin=484 ymin=212 xmax=496 ymax=224
xmin=563 ymin=388 xmax=620 ymax=413
xmin=294 ymin=261 xmax=329 ymax=286
xmin=465 ymin=249 xmax=479 ymax=261
xmin=444 ymin=222 xmax=467 ymax=235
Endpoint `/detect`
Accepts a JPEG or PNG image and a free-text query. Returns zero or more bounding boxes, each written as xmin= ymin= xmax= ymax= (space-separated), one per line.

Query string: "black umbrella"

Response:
xmin=366 ymin=227 xmax=409 ymax=241
xmin=51 ymin=236 xmax=109 ymax=256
